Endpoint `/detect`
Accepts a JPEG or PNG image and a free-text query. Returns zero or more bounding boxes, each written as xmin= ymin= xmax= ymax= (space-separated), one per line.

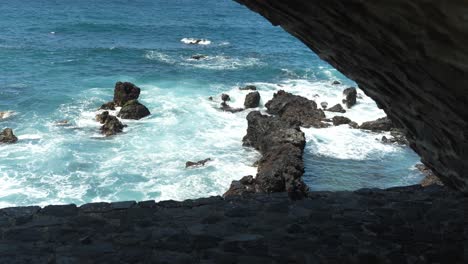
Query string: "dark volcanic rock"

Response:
xmin=239 ymin=85 xmax=257 ymax=91
xmin=186 ymin=158 xmax=212 ymax=168
xmin=320 ymin=102 xmax=328 ymax=109
xmin=0 ymin=128 xmax=18 ymax=144
xmin=360 ymin=117 xmax=393 ymax=132
xmin=99 ymin=101 xmax=116 ymax=111
xmin=417 ymin=164 xmax=444 ymax=187
xmin=226 ymin=111 xmax=307 ymax=196
xmin=113 ymin=82 xmax=141 ymax=107
xmin=265 ymin=90 xmax=327 ymax=128
xmin=0 ymin=186 xmax=464 ymax=263
xmin=191 ymin=54 xmax=207 ymax=60
xmin=233 ymin=0 xmax=468 ymax=192
xmin=117 ymin=100 xmax=151 ymax=120
xmin=96 ymin=111 xmax=125 ymax=136
xmin=332 ymin=116 xmax=352 ymax=126
xmin=220 ymin=102 xmax=244 ymax=113
xmin=325 ymin=104 xmax=346 ymax=113
xmin=332 ymin=80 xmax=341 ymax=85
xmin=221 ymin=93 xmax=230 ymax=102
xmin=244 ymin=91 xmax=261 ymax=108
xmin=342 ymin=87 xmax=357 ymax=108
xmin=382 ymin=130 xmax=409 ymax=145
xmin=223 ymin=175 xmax=256 ymax=196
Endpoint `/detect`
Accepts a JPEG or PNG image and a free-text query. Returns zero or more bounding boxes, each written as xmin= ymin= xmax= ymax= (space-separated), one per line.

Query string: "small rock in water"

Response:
xmin=0 ymin=128 xmax=18 ymax=144
xmin=239 ymin=85 xmax=257 ymax=91
xmin=342 ymin=87 xmax=357 ymax=108
xmin=113 ymin=82 xmax=141 ymax=107
xmin=332 ymin=116 xmax=352 ymax=126
xmin=221 ymin=93 xmax=231 ymax=102
xmin=244 ymin=91 xmax=261 ymax=109
xmin=208 ymin=96 xmax=213 ymax=101
xmin=325 ymin=104 xmax=346 ymax=113
xmin=191 ymin=54 xmax=207 ymax=60
xmin=349 ymin=121 xmax=359 ymax=128
xmin=54 ymin=120 xmax=70 ymax=126
xmin=0 ymin=111 xmax=14 ymax=120
xmin=359 ymin=117 xmax=393 ymax=132
xmin=320 ymin=102 xmax=328 ymax=109
xmin=220 ymin=102 xmax=244 ymax=113
xmin=96 ymin=112 xmax=125 ymax=137
xmin=332 ymin=80 xmax=341 ymax=85
xmin=186 ymin=158 xmax=212 ymax=168
xmin=117 ymin=100 xmax=151 ymax=120
xmin=99 ymin=101 xmax=116 ymax=111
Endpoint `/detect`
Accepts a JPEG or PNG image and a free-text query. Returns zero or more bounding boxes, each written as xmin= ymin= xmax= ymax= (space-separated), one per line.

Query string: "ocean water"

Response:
xmin=0 ymin=0 xmax=423 ymax=208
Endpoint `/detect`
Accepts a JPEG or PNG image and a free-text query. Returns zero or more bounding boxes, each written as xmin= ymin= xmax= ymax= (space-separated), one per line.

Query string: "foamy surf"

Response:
xmin=181 ymin=38 xmax=211 ymax=45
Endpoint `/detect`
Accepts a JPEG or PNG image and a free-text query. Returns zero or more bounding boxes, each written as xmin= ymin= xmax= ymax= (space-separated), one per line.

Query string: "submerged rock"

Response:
xmin=325 ymin=104 xmax=346 ymax=113
xmin=99 ymin=101 xmax=116 ymax=111
xmin=96 ymin=111 xmax=125 ymax=136
xmin=332 ymin=80 xmax=341 ymax=85
xmin=191 ymin=54 xmax=207 ymax=60
xmin=113 ymin=82 xmax=141 ymax=107
xmin=244 ymin=91 xmax=261 ymax=108
xmin=220 ymin=102 xmax=244 ymax=113
xmin=360 ymin=117 xmax=393 ymax=132
xmin=54 ymin=120 xmax=71 ymax=126
xmin=117 ymin=100 xmax=151 ymax=120
xmin=239 ymin=85 xmax=257 ymax=91
xmin=265 ymin=90 xmax=327 ymax=128
xmin=0 ymin=128 xmax=18 ymax=144
xmin=342 ymin=87 xmax=357 ymax=108
xmin=186 ymin=158 xmax=212 ymax=168
xmin=382 ymin=130 xmax=409 ymax=145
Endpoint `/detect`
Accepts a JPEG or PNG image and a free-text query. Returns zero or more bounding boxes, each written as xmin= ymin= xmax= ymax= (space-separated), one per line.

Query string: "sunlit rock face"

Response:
xmin=234 ymin=0 xmax=468 ymax=193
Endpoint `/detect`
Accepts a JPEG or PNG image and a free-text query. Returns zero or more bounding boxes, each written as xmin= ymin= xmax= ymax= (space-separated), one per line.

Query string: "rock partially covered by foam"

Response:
xmin=342 ymin=87 xmax=357 ymax=108
xmin=0 ymin=128 xmax=18 ymax=144
xmin=96 ymin=111 xmax=125 ymax=136
xmin=113 ymin=82 xmax=141 ymax=107
xmin=244 ymin=91 xmax=261 ymax=109
xmin=117 ymin=100 xmax=151 ymax=120
xmin=332 ymin=116 xmax=352 ymax=126
xmin=325 ymin=104 xmax=346 ymax=113
xmin=239 ymin=85 xmax=257 ymax=91
xmin=0 ymin=111 xmax=14 ymax=120
xmin=265 ymin=90 xmax=327 ymax=128
xmin=185 ymin=158 xmax=212 ymax=168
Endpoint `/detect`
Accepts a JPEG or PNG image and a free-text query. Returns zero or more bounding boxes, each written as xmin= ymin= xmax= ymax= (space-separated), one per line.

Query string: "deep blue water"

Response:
xmin=0 ymin=0 xmax=423 ymax=207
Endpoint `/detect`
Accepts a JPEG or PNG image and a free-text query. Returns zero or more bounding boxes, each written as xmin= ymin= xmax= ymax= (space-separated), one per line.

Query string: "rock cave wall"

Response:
xmin=234 ymin=0 xmax=468 ymax=194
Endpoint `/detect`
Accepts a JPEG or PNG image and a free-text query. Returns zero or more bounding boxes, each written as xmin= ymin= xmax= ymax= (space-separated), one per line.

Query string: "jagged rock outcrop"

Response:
xmin=332 ymin=116 xmax=352 ymax=126
xmin=239 ymin=85 xmax=257 ymax=91
xmin=360 ymin=117 xmax=394 ymax=132
xmin=117 ymin=100 xmax=151 ymax=120
xmin=113 ymin=82 xmax=141 ymax=107
xmin=325 ymin=103 xmax=346 ymax=113
xmin=342 ymin=87 xmax=357 ymax=108
xmin=243 ymin=91 xmax=260 ymax=108
xmin=265 ymin=90 xmax=327 ymax=128
xmin=96 ymin=111 xmax=125 ymax=136
xmin=186 ymin=158 xmax=212 ymax=168
xmin=0 ymin=128 xmax=18 ymax=144
xmin=234 ymin=0 xmax=468 ymax=193
xmin=226 ymin=111 xmax=307 ymax=196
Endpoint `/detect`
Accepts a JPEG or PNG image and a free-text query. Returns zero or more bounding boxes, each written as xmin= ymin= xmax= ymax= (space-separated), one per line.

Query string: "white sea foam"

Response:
xmin=181 ymin=38 xmax=211 ymax=45
xmin=181 ymin=55 xmax=262 ymax=70
xmin=144 ymin=51 xmax=176 ymax=64
xmin=0 ymin=110 xmax=15 ymax=120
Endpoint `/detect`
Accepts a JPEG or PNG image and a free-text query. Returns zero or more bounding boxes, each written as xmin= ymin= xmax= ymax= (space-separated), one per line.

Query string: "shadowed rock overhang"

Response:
xmin=234 ymin=0 xmax=468 ymax=194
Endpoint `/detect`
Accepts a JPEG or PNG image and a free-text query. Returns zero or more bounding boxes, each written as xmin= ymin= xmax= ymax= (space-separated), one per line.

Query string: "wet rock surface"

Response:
xmin=186 ymin=158 xmax=212 ymax=168
xmin=117 ymin=100 xmax=151 ymax=120
xmin=96 ymin=111 xmax=125 ymax=136
xmin=332 ymin=116 xmax=352 ymax=126
xmin=239 ymin=85 xmax=257 ymax=91
xmin=265 ymin=90 xmax=327 ymax=128
xmin=220 ymin=102 xmax=243 ymax=113
xmin=99 ymin=101 xmax=116 ymax=111
xmin=417 ymin=164 xmax=444 ymax=187
xmin=0 ymin=185 xmax=464 ymax=263
xmin=342 ymin=87 xmax=357 ymax=108
xmin=360 ymin=117 xmax=394 ymax=132
xmin=113 ymin=82 xmax=141 ymax=107
xmin=234 ymin=0 xmax=468 ymax=193
xmin=0 ymin=128 xmax=18 ymax=144
xmin=226 ymin=111 xmax=307 ymax=196
xmin=325 ymin=103 xmax=346 ymax=113
xmin=243 ymin=91 xmax=260 ymax=109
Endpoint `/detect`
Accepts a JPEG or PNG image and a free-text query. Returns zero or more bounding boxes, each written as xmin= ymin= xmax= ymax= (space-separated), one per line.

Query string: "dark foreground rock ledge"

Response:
xmin=233 ymin=0 xmax=468 ymax=193
xmin=0 ymin=185 xmax=465 ymax=263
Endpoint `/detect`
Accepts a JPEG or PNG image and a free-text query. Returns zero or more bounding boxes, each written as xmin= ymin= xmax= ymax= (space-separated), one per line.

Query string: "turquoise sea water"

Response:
xmin=0 ymin=0 xmax=423 ymax=207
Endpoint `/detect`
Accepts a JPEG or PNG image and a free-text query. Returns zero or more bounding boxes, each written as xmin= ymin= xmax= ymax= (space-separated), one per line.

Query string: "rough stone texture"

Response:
xmin=0 ymin=128 xmax=18 ymax=144
xmin=343 ymin=87 xmax=357 ymax=108
xmin=325 ymin=103 xmax=346 ymax=113
xmin=99 ymin=101 xmax=116 ymax=111
xmin=0 ymin=185 xmax=465 ymax=263
xmin=244 ymin=91 xmax=261 ymax=108
xmin=113 ymin=82 xmax=141 ymax=107
xmin=117 ymin=100 xmax=151 ymax=120
xmin=96 ymin=111 xmax=125 ymax=136
xmin=227 ymin=111 xmax=307 ymax=195
xmin=265 ymin=90 xmax=327 ymax=128
xmin=360 ymin=117 xmax=394 ymax=132
xmin=332 ymin=116 xmax=352 ymax=126
xmin=417 ymin=164 xmax=444 ymax=187
xmin=233 ymin=0 xmax=468 ymax=193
